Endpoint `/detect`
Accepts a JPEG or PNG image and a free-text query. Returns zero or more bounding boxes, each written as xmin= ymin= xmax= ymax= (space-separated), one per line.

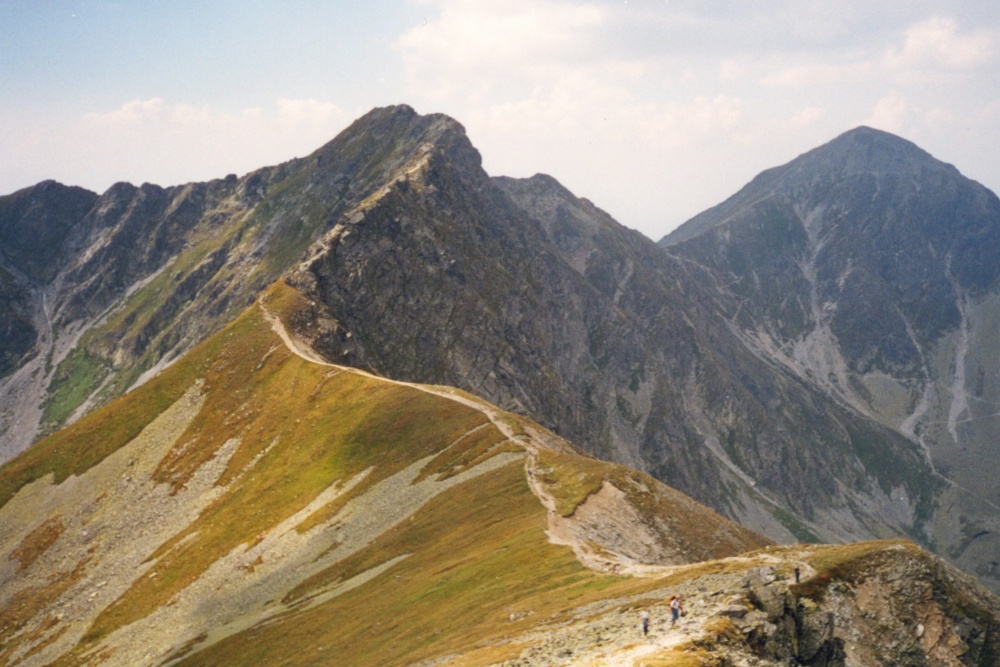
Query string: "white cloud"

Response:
xmin=923 ymin=106 xmax=956 ymax=127
xmin=757 ymin=60 xmax=874 ymax=88
xmin=170 ymin=103 xmax=218 ymax=126
xmin=885 ymin=16 xmax=997 ymax=71
xmin=972 ymin=100 xmax=1000 ymax=124
xmin=401 ymin=0 xmax=603 ymax=63
xmin=397 ymin=0 xmax=606 ymax=100
xmin=865 ymin=92 xmax=909 ymax=132
xmin=276 ymin=98 xmax=349 ymax=126
xmin=82 ymin=98 xmax=165 ymax=128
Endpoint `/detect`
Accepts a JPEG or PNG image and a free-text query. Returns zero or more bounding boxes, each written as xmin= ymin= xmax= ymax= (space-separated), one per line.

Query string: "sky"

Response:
xmin=2 ymin=1 xmax=999 ymax=240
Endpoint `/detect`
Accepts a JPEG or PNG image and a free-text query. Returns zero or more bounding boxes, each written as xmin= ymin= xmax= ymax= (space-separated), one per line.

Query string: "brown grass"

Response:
xmin=790 ymin=539 xmax=917 ymax=600
xmin=11 ymin=515 xmax=65 ymax=572
xmin=0 ymin=554 xmax=91 ymax=665
xmin=75 ymin=302 xmax=489 ymax=648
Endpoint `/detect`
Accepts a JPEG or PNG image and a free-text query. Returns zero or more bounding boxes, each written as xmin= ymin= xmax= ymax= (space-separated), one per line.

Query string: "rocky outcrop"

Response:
xmin=483 ymin=542 xmax=1000 ymax=667
xmin=727 ymin=544 xmax=1000 ymax=666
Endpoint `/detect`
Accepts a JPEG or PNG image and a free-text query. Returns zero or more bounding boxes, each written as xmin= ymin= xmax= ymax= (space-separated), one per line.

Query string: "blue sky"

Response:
xmin=3 ymin=1 xmax=999 ymax=239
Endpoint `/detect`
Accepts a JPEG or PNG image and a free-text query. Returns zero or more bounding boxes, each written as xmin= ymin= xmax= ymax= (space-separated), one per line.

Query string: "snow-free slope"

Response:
xmin=0 ymin=282 xmax=771 ymax=666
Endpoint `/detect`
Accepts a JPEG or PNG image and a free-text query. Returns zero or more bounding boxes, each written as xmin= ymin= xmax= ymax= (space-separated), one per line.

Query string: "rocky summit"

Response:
xmin=1 ymin=105 xmax=1000 ymax=664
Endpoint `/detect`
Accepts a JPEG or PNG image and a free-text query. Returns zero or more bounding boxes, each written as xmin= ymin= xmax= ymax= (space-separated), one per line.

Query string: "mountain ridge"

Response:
xmin=1 ymin=105 xmax=998 ymax=597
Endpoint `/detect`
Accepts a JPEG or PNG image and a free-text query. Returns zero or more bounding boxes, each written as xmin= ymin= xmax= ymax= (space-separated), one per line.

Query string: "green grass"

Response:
xmin=21 ymin=282 xmax=710 ymax=666
xmin=40 ymin=348 xmax=110 ymax=430
xmin=0 ymin=350 xmax=198 ymax=511
xmin=7 ymin=281 xmax=772 ymax=667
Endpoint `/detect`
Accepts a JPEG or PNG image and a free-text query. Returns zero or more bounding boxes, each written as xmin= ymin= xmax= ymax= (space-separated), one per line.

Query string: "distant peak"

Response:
xmin=524 ymin=173 xmax=575 ymax=196
xmin=818 ymin=125 xmax=934 ymax=160
xmin=776 ymin=124 xmax=955 ymax=183
xmin=840 ymin=124 xmax=889 ymax=138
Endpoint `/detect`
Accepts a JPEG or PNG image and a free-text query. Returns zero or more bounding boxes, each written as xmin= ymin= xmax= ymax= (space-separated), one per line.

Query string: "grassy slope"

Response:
xmin=3 ymin=281 xmax=997 ymax=666
xmin=172 ymin=463 xmax=662 ymax=667
xmin=41 ymin=292 xmax=506 ymax=660
xmin=0 ymin=283 xmax=770 ymax=667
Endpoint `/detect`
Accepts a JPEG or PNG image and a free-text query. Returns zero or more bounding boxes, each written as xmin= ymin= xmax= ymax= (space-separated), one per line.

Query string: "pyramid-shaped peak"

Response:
xmin=828 ymin=125 xmax=929 ymax=157
xmin=662 ymin=125 xmax=967 ymax=246
xmin=791 ymin=125 xmax=953 ymax=179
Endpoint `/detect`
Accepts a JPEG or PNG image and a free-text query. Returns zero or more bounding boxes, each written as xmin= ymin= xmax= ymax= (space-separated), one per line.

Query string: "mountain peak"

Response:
xmin=801 ymin=125 xmax=947 ymax=178
xmin=662 ymin=126 xmax=964 ymax=246
xmin=328 ymin=104 xmax=470 ymax=151
xmin=309 ymin=104 xmax=483 ymax=187
xmin=765 ymin=124 xmax=958 ymax=191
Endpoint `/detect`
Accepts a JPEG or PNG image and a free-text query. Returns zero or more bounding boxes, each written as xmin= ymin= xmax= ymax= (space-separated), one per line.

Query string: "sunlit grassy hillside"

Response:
xmin=0 ymin=282 xmax=772 ymax=667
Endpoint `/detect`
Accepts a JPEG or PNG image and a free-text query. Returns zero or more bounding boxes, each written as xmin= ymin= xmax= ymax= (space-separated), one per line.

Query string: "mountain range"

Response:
xmin=1 ymin=105 xmax=999 ymax=665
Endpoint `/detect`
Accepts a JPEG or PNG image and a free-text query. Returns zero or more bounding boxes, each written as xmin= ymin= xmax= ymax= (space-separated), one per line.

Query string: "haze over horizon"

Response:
xmin=3 ymin=0 xmax=999 ymax=240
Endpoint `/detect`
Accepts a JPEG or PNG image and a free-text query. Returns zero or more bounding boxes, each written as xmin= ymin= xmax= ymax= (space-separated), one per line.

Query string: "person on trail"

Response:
xmin=794 ymin=566 xmax=801 ymax=584
xmin=670 ymin=595 xmax=682 ymax=626
xmin=641 ymin=608 xmax=650 ymax=636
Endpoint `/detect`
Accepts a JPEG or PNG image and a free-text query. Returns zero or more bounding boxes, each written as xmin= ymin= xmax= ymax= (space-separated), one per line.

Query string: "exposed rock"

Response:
xmin=662 ymin=125 xmax=1000 ymax=593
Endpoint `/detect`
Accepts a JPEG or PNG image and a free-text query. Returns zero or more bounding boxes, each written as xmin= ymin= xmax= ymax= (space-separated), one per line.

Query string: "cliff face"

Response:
xmin=663 ymin=126 xmax=1000 ymax=593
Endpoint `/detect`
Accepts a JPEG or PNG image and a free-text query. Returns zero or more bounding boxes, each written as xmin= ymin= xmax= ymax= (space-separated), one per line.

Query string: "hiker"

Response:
xmin=794 ymin=566 xmax=801 ymax=583
xmin=641 ymin=608 xmax=650 ymax=636
xmin=669 ymin=595 xmax=681 ymax=626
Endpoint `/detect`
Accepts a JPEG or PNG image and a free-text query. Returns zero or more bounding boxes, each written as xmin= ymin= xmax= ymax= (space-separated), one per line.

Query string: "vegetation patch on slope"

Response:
xmin=10 ymin=514 xmax=65 ymax=572
xmin=172 ymin=463 xmax=663 ymax=667
xmin=40 ymin=348 xmax=110 ymax=431
xmin=0 ymin=344 xmax=198 ymax=510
